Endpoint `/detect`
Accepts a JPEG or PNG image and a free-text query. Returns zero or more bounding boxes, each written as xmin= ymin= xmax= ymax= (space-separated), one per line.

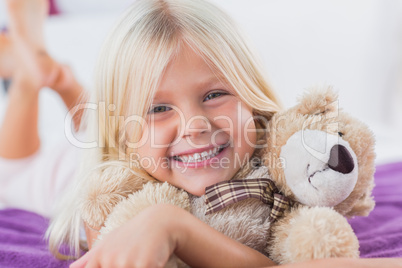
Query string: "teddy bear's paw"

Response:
xmin=81 ymin=192 xmax=127 ymax=229
xmin=80 ymin=165 xmax=148 ymax=229
xmin=99 ymin=182 xmax=191 ymax=236
xmin=284 ymin=206 xmax=359 ymax=263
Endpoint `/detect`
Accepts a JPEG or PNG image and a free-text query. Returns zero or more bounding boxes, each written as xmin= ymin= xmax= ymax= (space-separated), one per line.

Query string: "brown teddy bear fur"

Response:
xmin=79 ymin=87 xmax=376 ymax=265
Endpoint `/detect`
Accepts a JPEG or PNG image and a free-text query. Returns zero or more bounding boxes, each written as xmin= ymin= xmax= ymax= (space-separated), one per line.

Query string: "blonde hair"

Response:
xmin=47 ymin=0 xmax=281 ymax=258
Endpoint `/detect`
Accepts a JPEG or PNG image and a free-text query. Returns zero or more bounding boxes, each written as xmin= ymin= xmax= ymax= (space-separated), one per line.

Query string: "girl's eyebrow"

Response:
xmin=153 ymin=76 xmax=228 ymax=101
xmin=197 ymin=75 xmax=226 ymax=90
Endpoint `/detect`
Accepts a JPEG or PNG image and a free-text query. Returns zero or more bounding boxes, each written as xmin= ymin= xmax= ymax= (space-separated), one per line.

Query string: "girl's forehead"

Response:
xmin=154 ymin=47 xmax=231 ymax=95
xmin=168 ymin=42 xmax=223 ymax=77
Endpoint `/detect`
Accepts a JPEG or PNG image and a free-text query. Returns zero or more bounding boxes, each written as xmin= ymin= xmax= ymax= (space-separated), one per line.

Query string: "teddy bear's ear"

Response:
xmin=295 ymin=86 xmax=339 ymax=116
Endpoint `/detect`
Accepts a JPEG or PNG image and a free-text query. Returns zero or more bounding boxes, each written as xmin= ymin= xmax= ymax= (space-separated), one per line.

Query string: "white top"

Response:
xmin=0 ymin=131 xmax=84 ymax=218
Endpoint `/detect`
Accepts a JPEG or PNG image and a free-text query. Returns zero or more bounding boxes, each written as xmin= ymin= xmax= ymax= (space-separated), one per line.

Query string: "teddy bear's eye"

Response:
xmin=338 ymin=132 xmax=344 ymax=137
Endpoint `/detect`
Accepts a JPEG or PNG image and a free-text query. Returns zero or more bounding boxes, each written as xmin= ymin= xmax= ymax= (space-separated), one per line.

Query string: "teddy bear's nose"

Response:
xmin=328 ymin=144 xmax=355 ymax=174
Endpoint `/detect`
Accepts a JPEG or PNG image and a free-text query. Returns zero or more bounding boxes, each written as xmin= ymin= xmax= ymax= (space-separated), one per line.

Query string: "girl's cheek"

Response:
xmin=245 ymin=118 xmax=257 ymax=148
xmin=137 ymin=127 xmax=150 ymax=149
xmin=236 ymin=104 xmax=257 ymax=146
xmin=137 ymin=122 xmax=177 ymax=160
xmin=152 ymin=123 xmax=177 ymax=148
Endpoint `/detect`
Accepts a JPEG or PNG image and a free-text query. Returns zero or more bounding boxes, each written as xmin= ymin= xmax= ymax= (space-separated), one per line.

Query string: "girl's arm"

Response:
xmin=174 ymin=205 xmax=276 ymax=267
xmin=73 ymin=204 xmax=277 ymax=267
xmin=77 ymin=204 xmax=402 ymax=268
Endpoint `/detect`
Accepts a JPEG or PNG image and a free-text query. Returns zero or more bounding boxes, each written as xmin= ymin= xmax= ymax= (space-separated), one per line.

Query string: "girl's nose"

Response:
xmin=182 ymin=114 xmax=211 ymax=138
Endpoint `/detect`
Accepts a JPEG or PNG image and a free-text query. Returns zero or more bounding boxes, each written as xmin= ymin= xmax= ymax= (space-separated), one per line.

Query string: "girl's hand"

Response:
xmin=70 ymin=204 xmax=178 ymax=268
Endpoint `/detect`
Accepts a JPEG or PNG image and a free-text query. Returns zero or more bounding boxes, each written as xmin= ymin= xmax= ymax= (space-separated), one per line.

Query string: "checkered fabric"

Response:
xmin=204 ymin=178 xmax=292 ymax=222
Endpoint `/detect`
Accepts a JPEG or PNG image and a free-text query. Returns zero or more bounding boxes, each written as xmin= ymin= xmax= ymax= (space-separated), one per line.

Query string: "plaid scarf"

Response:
xmin=204 ymin=178 xmax=293 ymax=222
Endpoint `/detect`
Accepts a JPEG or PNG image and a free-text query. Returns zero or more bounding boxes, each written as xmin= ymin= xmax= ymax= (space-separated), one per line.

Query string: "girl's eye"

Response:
xmin=204 ymin=91 xmax=227 ymax=101
xmin=149 ymin=105 xmax=172 ymax=114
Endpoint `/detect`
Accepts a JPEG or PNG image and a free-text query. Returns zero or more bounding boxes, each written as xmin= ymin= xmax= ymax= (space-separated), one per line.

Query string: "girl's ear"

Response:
xmin=295 ymin=87 xmax=339 ymax=116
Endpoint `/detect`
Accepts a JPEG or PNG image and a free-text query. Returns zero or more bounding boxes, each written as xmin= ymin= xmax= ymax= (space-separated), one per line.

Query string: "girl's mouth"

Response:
xmin=171 ymin=143 xmax=230 ymax=168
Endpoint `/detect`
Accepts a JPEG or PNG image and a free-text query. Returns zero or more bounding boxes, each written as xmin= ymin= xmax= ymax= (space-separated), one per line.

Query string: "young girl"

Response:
xmin=47 ymin=0 xmax=280 ymax=266
xmin=2 ymin=0 xmax=400 ymax=267
xmin=45 ymin=0 xmax=402 ymax=267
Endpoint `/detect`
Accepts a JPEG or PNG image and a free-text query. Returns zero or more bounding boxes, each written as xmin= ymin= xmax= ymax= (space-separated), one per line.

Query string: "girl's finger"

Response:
xmin=69 ymin=250 xmax=93 ymax=268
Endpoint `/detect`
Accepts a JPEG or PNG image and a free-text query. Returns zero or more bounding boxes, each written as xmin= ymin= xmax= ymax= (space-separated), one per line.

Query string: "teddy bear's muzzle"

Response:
xmin=328 ymin=144 xmax=355 ymax=174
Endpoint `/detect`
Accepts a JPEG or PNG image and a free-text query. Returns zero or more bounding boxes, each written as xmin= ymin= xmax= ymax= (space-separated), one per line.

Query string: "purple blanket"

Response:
xmin=0 ymin=162 xmax=401 ymax=267
xmin=0 ymin=209 xmax=72 ymax=267
xmin=349 ymin=161 xmax=402 ymax=258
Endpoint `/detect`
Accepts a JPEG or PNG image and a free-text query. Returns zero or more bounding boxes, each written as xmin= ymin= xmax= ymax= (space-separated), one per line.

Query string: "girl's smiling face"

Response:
xmin=137 ymin=45 xmax=257 ymax=196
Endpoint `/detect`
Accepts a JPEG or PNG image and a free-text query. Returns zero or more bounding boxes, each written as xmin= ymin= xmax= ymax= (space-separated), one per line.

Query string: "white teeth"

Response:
xmin=175 ymin=145 xmax=226 ymax=163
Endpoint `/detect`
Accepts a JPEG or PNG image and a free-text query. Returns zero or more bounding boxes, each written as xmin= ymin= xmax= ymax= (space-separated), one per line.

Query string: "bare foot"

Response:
xmin=8 ymin=43 xmax=60 ymax=91
xmin=0 ymin=33 xmax=15 ymax=78
xmin=6 ymin=0 xmax=49 ymax=48
xmin=5 ymin=0 xmax=59 ymax=91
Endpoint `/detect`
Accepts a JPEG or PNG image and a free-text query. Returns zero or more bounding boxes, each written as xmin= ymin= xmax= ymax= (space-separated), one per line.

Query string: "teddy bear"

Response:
xmin=80 ymin=87 xmax=376 ymax=265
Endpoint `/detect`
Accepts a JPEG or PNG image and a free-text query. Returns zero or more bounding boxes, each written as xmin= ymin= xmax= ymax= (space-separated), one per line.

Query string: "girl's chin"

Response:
xmin=183 ymin=184 xmax=213 ymax=197
xmin=172 ymin=174 xmax=233 ymax=196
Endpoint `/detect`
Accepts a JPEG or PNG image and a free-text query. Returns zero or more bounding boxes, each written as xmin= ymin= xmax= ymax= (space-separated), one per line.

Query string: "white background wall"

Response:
xmin=1 ymin=0 xmax=402 ymax=164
